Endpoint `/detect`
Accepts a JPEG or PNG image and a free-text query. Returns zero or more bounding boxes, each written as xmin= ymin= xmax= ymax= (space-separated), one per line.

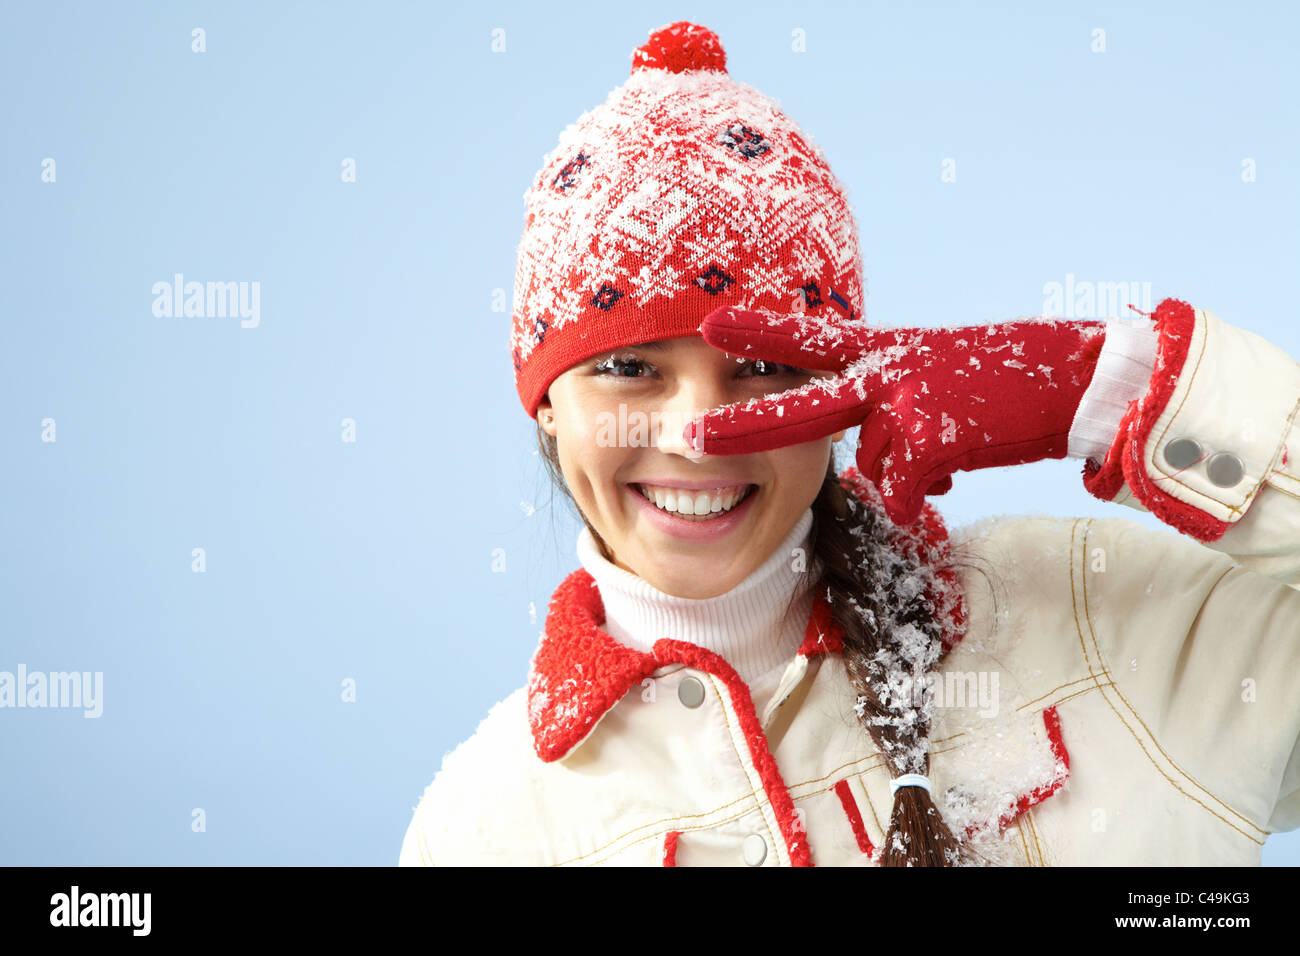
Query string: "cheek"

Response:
xmin=556 ymin=414 xmax=624 ymax=499
xmin=547 ymin=376 xmax=601 ymax=438
xmin=772 ymin=441 xmax=832 ymax=496
xmin=557 ymin=407 xmax=595 ymax=447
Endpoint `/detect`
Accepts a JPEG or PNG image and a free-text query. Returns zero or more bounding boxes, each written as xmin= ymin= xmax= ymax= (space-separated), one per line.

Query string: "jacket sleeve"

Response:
xmin=1081 ymin=516 xmax=1300 ymax=836
xmin=1069 ymin=298 xmax=1300 ymax=591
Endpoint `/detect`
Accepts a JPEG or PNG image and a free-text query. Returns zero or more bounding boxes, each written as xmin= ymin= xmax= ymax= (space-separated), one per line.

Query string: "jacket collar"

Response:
xmin=526 ymin=467 xmax=969 ymax=762
xmin=526 ymin=569 xmax=849 ymax=762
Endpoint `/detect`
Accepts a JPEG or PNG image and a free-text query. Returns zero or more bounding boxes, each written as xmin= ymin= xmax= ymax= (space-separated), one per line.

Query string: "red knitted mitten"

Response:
xmin=684 ymin=306 xmax=1108 ymax=525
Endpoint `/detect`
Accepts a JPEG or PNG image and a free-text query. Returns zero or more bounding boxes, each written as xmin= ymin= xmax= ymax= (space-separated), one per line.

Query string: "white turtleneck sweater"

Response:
xmin=575 ymin=507 xmax=820 ymax=688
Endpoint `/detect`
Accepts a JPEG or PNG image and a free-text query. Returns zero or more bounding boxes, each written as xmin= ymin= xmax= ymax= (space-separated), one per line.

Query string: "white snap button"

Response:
xmin=677 ymin=676 xmax=705 ymax=708
xmin=742 ymin=832 xmax=767 ymax=866
xmin=1206 ymin=452 xmax=1245 ymax=488
xmin=1163 ymin=437 xmax=1203 ymax=470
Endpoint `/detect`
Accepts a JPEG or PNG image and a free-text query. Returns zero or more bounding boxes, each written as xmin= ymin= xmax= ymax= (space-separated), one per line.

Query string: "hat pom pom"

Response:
xmin=631 ymin=21 xmax=727 ymax=75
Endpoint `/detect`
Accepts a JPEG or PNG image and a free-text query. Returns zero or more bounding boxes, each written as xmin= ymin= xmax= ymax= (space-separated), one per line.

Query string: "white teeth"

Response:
xmin=636 ymin=483 xmax=752 ymax=517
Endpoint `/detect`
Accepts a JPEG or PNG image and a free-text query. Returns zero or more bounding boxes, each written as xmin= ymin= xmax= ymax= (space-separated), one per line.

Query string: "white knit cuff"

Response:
xmin=1067 ymin=316 xmax=1160 ymax=463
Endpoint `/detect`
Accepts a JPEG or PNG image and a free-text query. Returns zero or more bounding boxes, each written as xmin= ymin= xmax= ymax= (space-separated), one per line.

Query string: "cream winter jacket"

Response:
xmin=400 ymin=302 xmax=1300 ymax=866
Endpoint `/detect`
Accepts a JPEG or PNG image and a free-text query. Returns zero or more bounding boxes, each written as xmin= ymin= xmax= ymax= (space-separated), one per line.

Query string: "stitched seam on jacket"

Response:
xmin=786 ymin=735 xmax=966 ymax=798
xmin=1270 ymin=389 xmax=1300 ymax=484
xmin=574 ymin=804 xmax=774 ymax=867
xmin=1082 ymin=519 xmax=1262 ymax=829
xmin=549 ymin=668 xmax=1105 ymax=862
xmin=1265 ymin=477 xmax=1300 ymax=499
xmin=575 ymin=785 xmax=890 ymax=867
xmin=579 ymin=777 xmax=916 ymax=868
xmin=1017 ymin=674 xmax=1104 ymax=711
xmin=553 ymin=790 xmax=762 ymax=865
xmin=555 ymin=791 xmax=770 ymax=866
xmin=1264 ymin=386 xmax=1300 ymax=486
xmin=703 ymin=672 xmax=783 ymax=862
xmin=543 ymin=728 xmax=972 ymax=863
xmin=1024 ymin=682 xmax=1113 ymax=713
xmin=417 ymin=819 xmax=433 ymax=866
xmin=1264 ymin=387 xmax=1300 ymax=489
xmin=544 ymin=681 xmax=1075 ymax=864
xmin=1014 ymin=818 xmax=1034 ymax=865
xmin=1252 ymin=389 xmax=1300 ymax=497
xmin=853 ymin=771 xmax=886 ymax=840
xmin=1083 ymin=551 xmax=1263 ymax=835
xmin=549 ymin=721 xmax=1058 ymax=865
xmin=552 ymin=674 xmax=770 ymax=866
xmin=1025 ymin=808 xmax=1046 ymax=864
xmin=792 ymin=742 xmax=970 ymax=799
xmin=1074 ymin=519 xmax=1267 ymax=842
xmin=546 ymin=736 xmax=971 ymax=865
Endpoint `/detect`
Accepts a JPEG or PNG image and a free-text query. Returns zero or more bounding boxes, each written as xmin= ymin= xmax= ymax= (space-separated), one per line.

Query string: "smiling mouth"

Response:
xmin=631 ymin=482 xmax=758 ymax=520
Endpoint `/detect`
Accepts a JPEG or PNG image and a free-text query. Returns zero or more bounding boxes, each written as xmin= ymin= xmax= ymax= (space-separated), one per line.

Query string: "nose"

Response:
xmin=653 ymin=380 xmax=725 ymax=462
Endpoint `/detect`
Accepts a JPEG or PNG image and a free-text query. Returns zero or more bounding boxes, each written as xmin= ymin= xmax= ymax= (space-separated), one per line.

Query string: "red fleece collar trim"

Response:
xmin=525 ymin=568 xmax=849 ymax=765
xmin=526 ymin=467 xmax=968 ymax=764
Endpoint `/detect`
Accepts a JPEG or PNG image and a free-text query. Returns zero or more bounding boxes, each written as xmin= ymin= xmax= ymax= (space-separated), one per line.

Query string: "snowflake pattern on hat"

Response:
xmin=509 ymin=20 xmax=866 ymax=418
xmin=716 ymin=123 xmax=770 ymax=159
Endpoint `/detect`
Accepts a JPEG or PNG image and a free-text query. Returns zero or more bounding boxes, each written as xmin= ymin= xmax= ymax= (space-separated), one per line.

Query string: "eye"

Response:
xmin=591 ymin=353 xmax=807 ymax=381
xmin=593 ymin=353 xmax=655 ymax=378
xmin=738 ymin=358 xmax=808 ymax=378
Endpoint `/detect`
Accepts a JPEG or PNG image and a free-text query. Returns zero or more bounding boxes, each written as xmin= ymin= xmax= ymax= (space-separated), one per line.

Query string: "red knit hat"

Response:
xmin=510 ymin=20 xmax=864 ymax=419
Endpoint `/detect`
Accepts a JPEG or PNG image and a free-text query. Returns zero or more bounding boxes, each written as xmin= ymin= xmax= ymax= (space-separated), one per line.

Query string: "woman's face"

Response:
xmin=538 ymin=334 xmax=845 ymax=599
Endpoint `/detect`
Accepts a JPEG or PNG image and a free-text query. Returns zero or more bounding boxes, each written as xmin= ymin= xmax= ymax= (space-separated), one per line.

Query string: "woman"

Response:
xmin=400 ymin=21 xmax=1300 ymax=866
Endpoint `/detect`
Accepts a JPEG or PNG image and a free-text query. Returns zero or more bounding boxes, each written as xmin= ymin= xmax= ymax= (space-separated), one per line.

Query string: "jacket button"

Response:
xmin=742 ymin=833 xmax=767 ymax=866
xmin=1206 ymin=452 xmax=1245 ymax=488
xmin=1163 ymin=437 xmax=1203 ymax=470
xmin=677 ymin=676 xmax=705 ymax=708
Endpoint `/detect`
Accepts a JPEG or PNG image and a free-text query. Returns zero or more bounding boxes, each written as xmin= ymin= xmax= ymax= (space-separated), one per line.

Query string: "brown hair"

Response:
xmin=536 ymin=422 xmax=982 ymax=866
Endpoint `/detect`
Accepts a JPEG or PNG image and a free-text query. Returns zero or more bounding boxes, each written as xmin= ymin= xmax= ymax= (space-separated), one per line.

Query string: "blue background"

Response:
xmin=1 ymin=0 xmax=1296 ymax=865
